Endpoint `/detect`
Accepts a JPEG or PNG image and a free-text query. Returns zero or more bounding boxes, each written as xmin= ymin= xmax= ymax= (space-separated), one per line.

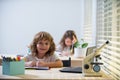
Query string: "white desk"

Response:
xmin=0 ymin=66 xmax=113 ymax=80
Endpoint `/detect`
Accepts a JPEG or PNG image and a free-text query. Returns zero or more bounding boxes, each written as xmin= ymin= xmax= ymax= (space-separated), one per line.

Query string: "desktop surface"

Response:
xmin=0 ymin=66 xmax=113 ymax=80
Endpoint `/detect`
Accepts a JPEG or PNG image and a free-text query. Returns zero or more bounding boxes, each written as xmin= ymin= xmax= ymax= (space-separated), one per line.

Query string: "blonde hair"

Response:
xmin=30 ymin=31 xmax=55 ymax=57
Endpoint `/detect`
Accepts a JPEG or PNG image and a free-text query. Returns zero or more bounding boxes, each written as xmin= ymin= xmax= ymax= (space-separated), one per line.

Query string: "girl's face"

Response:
xmin=36 ymin=39 xmax=50 ymax=56
xmin=65 ymin=38 xmax=72 ymax=47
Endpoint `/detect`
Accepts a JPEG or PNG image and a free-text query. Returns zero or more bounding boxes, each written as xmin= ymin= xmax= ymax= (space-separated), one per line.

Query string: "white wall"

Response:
xmin=0 ymin=0 xmax=84 ymax=55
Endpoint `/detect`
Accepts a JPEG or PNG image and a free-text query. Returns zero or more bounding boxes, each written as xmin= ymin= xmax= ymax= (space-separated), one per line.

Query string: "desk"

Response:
xmin=0 ymin=66 xmax=113 ymax=80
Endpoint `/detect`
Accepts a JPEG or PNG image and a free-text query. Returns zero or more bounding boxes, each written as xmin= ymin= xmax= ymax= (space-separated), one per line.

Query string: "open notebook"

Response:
xmin=60 ymin=46 xmax=96 ymax=73
xmin=25 ymin=66 xmax=49 ymax=70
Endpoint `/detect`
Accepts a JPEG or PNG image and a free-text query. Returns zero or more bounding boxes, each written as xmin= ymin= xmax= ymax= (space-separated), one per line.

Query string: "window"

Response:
xmin=96 ymin=0 xmax=120 ymax=79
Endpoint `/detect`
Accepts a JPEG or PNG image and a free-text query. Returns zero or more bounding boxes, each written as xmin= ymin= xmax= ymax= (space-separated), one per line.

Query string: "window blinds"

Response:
xmin=96 ymin=0 xmax=120 ymax=80
xmin=83 ymin=0 xmax=96 ymax=46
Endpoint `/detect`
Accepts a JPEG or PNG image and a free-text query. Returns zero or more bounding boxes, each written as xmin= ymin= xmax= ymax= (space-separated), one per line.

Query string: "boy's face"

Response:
xmin=36 ymin=39 xmax=50 ymax=55
xmin=65 ymin=38 xmax=72 ymax=47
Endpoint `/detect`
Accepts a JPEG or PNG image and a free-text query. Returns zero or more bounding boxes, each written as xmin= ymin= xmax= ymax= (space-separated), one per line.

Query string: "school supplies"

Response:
xmin=2 ymin=56 xmax=25 ymax=75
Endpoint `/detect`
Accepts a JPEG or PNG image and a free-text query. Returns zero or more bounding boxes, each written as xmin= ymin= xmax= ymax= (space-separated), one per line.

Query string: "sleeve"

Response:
xmin=54 ymin=53 xmax=60 ymax=61
xmin=24 ymin=55 xmax=36 ymax=67
xmin=46 ymin=54 xmax=60 ymax=62
xmin=24 ymin=54 xmax=36 ymax=61
xmin=56 ymin=44 xmax=63 ymax=52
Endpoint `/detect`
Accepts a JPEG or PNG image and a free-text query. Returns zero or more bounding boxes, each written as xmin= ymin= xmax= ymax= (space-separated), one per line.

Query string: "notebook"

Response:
xmin=59 ymin=67 xmax=82 ymax=73
xmin=25 ymin=66 xmax=49 ymax=70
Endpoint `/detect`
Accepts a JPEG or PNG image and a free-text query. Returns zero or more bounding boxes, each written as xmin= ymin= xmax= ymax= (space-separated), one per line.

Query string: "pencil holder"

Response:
xmin=2 ymin=60 xmax=25 ymax=75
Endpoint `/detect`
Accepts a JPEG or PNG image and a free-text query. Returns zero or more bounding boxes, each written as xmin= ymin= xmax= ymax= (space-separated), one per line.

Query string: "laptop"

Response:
xmin=59 ymin=46 xmax=96 ymax=73
xmin=60 ymin=67 xmax=82 ymax=73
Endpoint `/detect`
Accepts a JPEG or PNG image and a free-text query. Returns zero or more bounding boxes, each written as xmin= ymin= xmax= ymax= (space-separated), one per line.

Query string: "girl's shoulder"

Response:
xmin=24 ymin=54 xmax=36 ymax=61
xmin=44 ymin=53 xmax=59 ymax=62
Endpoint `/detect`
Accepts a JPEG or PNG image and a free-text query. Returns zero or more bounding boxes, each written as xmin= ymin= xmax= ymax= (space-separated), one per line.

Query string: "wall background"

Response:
xmin=0 ymin=0 xmax=84 ymax=55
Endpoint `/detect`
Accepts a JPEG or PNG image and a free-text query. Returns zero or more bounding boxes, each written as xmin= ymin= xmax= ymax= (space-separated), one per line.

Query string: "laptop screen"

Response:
xmin=86 ymin=46 xmax=96 ymax=56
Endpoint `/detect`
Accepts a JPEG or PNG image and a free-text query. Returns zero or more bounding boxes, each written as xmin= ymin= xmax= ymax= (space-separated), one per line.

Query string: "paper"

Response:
xmin=25 ymin=66 xmax=49 ymax=70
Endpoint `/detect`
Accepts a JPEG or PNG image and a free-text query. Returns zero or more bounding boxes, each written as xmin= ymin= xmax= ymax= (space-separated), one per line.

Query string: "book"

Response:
xmin=25 ymin=66 xmax=49 ymax=70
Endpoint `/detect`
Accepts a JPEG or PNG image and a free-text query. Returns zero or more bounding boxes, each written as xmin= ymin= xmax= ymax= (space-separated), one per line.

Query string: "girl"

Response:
xmin=56 ymin=30 xmax=78 ymax=56
xmin=25 ymin=31 xmax=63 ymax=68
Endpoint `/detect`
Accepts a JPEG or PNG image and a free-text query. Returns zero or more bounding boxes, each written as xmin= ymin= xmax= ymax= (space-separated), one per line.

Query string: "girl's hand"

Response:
xmin=25 ymin=61 xmax=36 ymax=67
xmin=72 ymin=36 xmax=77 ymax=44
xmin=36 ymin=61 xmax=47 ymax=67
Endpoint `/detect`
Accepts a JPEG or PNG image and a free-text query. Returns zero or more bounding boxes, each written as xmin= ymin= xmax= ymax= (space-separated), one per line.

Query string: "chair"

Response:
xmin=62 ymin=57 xmax=71 ymax=67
